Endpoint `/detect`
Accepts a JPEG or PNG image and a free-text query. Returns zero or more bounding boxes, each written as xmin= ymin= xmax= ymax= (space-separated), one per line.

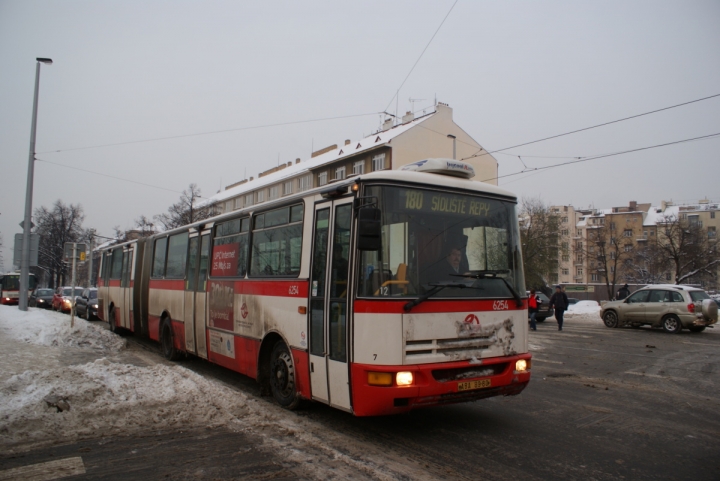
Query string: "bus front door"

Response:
xmin=184 ymin=233 xmax=210 ymax=359
xmin=308 ymin=199 xmax=353 ymax=412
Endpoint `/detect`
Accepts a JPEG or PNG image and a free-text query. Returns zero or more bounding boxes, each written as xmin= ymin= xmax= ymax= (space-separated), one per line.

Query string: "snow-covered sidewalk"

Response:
xmin=0 ymin=306 xmax=442 ymax=479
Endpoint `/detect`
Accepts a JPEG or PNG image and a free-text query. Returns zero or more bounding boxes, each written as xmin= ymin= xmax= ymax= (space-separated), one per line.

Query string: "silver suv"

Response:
xmin=601 ymin=285 xmax=718 ymax=333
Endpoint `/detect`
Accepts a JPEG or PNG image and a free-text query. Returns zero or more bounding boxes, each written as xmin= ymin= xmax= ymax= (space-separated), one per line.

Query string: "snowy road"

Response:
xmin=1 ymin=306 xmax=719 ymax=480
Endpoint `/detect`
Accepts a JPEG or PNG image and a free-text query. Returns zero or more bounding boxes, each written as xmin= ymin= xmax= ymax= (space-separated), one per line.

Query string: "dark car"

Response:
xmin=568 ymin=297 xmax=579 ymax=305
xmin=75 ymin=288 xmax=99 ymax=320
xmin=30 ymin=288 xmax=54 ymax=309
xmin=527 ymin=291 xmax=555 ymax=323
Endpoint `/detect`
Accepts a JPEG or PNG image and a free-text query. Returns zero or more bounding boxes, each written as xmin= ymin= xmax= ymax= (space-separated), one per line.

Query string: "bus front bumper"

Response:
xmin=350 ymin=353 xmax=531 ymax=416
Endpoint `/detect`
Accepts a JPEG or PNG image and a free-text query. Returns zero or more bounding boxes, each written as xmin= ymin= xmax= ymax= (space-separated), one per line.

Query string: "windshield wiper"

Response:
xmin=450 ymin=270 xmax=523 ymax=307
xmin=403 ymin=282 xmax=479 ymax=312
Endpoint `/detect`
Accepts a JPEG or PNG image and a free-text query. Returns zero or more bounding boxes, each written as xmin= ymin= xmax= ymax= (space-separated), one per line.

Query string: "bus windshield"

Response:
xmin=357 ymin=185 xmax=525 ymax=299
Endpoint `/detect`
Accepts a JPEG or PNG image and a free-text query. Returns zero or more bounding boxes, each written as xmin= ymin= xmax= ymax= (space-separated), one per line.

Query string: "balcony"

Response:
xmin=636 ymin=236 xmax=648 ymax=242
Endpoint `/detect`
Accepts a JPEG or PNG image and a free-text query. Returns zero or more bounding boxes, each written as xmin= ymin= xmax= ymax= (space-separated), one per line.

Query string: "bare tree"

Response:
xmin=154 ymin=184 xmax=219 ymax=231
xmin=624 ymin=243 xmax=668 ymax=285
xmin=655 ymin=215 xmax=719 ymax=286
xmin=584 ymin=224 xmax=634 ymax=300
xmin=519 ymin=198 xmax=565 ymax=291
xmin=34 ymin=200 xmax=86 ymax=288
xmin=134 ymin=215 xmax=156 ymax=238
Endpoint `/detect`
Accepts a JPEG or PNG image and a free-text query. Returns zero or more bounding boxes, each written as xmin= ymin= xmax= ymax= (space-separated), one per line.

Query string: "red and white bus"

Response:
xmin=97 ymin=159 xmax=531 ymax=416
xmin=1 ymin=272 xmax=38 ymax=305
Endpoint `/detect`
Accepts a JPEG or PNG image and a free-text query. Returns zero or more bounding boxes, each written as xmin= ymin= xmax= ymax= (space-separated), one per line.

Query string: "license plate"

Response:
xmin=457 ymin=379 xmax=491 ymax=392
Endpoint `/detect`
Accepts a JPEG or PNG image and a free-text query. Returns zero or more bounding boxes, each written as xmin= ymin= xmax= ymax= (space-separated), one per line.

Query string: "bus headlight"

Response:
xmin=367 ymin=372 xmax=393 ymax=386
xmin=396 ymin=371 xmax=413 ymax=386
xmin=515 ymin=359 xmax=529 ymax=372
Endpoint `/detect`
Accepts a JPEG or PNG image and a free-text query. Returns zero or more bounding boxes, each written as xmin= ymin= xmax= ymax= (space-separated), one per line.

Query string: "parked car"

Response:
xmin=600 ymin=284 xmax=718 ymax=333
xmin=567 ymin=297 xmax=579 ymax=305
xmin=52 ymin=286 xmax=81 ymax=313
xmin=527 ymin=291 xmax=554 ymax=323
xmin=75 ymin=288 xmax=99 ymax=320
xmin=29 ymin=288 xmax=54 ymax=309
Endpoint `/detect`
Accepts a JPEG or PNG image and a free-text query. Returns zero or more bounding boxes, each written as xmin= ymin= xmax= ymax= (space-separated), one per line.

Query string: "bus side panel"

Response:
xmin=148 ymin=279 xmax=185 ymax=344
xmin=290 ymin=348 xmax=311 ymax=399
xmin=148 ymin=314 xmax=161 ymax=342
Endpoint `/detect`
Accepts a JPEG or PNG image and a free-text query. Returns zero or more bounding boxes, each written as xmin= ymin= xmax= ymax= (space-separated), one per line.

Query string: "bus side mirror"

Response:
xmin=357 ymin=207 xmax=381 ymax=251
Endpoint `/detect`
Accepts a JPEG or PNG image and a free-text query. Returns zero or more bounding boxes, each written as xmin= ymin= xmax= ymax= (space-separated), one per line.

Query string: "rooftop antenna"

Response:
xmin=409 ymin=97 xmax=426 ymax=113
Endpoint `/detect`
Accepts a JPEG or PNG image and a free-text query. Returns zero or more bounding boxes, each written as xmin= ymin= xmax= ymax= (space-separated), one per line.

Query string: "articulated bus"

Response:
xmin=1 ymin=272 xmax=38 ymax=305
xmin=97 ymin=159 xmax=531 ymax=416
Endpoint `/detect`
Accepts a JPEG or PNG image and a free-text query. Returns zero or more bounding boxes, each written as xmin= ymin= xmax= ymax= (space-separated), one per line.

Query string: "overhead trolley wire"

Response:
xmin=383 ymin=0 xmax=459 ymax=113
xmin=482 ymin=132 xmax=720 ymax=184
xmin=37 ymin=112 xmax=380 ymax=155
xmin=462 ymin=93 xmax=720 ymax=161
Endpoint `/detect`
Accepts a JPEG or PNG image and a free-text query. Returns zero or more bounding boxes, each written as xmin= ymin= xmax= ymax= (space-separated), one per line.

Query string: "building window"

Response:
xmin=577 ymin=268 xmax=583 ymax=276
xmin=610 ymin=251 xmax=616 ymax=260
xmin=624 ymin=244 xmax=632 ymax=252
xmin=610 ymin=266 xmax=615 ymax=273
xmin=244 ymin=193 xmax=254 ymax=207
xmin=256 ymin=190 xmax=265 ymax=204
xmin=283 ymin=181 xmax=293 ymax=196
xmin=372 ymin=153 xmax=386 ymax=171
xmin=234 ymin=197 xmax=243 ymax=210
xmin=711 ymin=211 xmax=716 ymax=219
xmin=576 ymin=241 xmax=583 ymax=249
xmin=298 ymin=175 xmax=312 ymax=192
xmin=591 ymin=273 xmax=599 ymax=281
xmin=562 ymin=255 xmax=569 ymax=262
xmin=353 ymin=161 xmax=365 ymax=175
xmin=562 ymin=217 xmax=568 ymax=223
xmin=268 ymin=185 xmax=280 ymax=201
xmin=709 ymin=226 xmax=716 ymax=238
xmin=561 ymin=229 xmax=569 ymax=236
xmin=335 ymin=166 xmax=346 ymax=180
xmin=562 ymin=269 xmax=569 ymax=276
xmin=576 ymin=254 xmax=583 ymax=262
xmin=225 ymin=201 xmax=233 ymax=213
xmin=562 ymin=242 xmax=569 ymax=249
xmin=318 ymin=171 xmax=328 ymax=186
xmin=623 ymin=229 xmax=633 ymax=237
xmin=666 ymin=272 xmax=672 ymax=281
xmin=610 ymin=222 xmax=616 ymax=230
xmin=590 ymin=261 xmax=595 ymax=268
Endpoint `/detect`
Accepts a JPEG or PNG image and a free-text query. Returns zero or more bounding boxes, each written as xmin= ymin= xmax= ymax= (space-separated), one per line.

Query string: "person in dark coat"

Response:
xmin=549 ymin=285 xmax=569 ymax=331
xmin=617 ymin=284 xmax=630 ymax=300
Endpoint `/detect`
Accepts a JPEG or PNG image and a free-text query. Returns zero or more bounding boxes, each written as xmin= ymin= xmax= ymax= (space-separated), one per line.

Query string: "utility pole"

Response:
xmin=19 ymin=58 xmax=52 ymax=311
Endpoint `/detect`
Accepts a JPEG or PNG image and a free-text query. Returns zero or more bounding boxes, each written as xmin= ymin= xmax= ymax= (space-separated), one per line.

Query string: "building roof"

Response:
xmin=206 ymin=112 xmax=436 ymax=205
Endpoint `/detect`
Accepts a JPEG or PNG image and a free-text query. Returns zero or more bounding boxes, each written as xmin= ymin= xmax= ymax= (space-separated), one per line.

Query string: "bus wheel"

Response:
xmin=269 ymin=341 xmax=301 ymax=410
xmin=108 ymin=308 xmax=117 ymax=333
xmin=161 ymin=318 xmax=180 ymax=361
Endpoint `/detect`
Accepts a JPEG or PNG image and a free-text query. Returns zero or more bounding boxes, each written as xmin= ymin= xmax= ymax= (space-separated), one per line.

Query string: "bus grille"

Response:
xmin=405 ymin=336 xmax=493 ymax=358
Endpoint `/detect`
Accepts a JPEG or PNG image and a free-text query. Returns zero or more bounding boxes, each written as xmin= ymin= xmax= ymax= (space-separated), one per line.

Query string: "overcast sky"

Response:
xmin=1 ymin=1 xmax=719 ymax=271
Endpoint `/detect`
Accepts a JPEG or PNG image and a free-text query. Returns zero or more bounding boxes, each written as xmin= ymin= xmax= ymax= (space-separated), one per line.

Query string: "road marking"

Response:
xmin=0 ymin=457 xmax=85 ymax=481
xmin=624 ymin=371 xmax=686 ymax=382
xmin=532 ymin=358 xmax=564 ymax=364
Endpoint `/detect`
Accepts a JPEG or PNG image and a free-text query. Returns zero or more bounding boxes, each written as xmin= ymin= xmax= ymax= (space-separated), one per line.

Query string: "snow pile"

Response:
xmin=0 ymin=359 xmax=250 ymax=448
xmin=0 ymin=307 xmax=125 ymax=351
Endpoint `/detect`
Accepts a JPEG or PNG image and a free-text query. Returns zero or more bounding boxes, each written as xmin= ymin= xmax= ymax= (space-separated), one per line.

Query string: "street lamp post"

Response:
xmin=19 ymin=57 xmax=52 ymax=311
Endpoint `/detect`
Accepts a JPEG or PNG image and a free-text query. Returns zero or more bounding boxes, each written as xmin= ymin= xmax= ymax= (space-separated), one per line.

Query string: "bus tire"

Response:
xmin=108 ymin=307 xmax=118 ymax=333
xmin=269 ymin=341 xmax=301 ymax=410
xmin=161 ymin=318 xmax=180 ymax=361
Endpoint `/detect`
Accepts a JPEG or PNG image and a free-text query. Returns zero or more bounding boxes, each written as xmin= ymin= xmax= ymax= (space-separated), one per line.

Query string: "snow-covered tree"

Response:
xmin=519 ymin=198 xmax=566 ymax=291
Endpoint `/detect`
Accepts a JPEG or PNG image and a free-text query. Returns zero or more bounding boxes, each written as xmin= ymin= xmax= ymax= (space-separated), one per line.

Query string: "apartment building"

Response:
xmin=550 ymin=199 xmax=720 ymax=296
xmin=207 ymin=103 xmax=498 ymax=213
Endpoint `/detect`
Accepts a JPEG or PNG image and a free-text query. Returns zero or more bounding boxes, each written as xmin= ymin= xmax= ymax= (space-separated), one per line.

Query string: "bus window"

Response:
xmin=110 ymin=248 xmax=123 ymax=280
xmin=152 ymin=237 xmax=168 ymax=278
xmin=212 ymin=218 xmax=249 ymax=278
xmin=250 ymin=205 xmax=303 ymax=277
xmin=165 ymin=232 xmax=189 ymax=279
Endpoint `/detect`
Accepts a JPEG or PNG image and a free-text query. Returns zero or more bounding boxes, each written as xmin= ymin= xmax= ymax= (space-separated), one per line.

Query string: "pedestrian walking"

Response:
xmin=528 ymin=289 xmax=539 ymax=331
xmin=549 ymin=285 xmax=569 ymax=331
xmin=617 ymin=284 xmax=630 ymax=300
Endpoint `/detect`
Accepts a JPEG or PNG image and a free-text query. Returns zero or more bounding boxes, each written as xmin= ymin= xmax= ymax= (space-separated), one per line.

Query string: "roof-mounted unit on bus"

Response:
xmin=400 ymin=158 xmax=475 ymax=179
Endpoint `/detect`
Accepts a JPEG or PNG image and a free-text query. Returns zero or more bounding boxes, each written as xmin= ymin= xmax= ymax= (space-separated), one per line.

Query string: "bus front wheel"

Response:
xmin=269 ymin=341 xmax=301 ymax=410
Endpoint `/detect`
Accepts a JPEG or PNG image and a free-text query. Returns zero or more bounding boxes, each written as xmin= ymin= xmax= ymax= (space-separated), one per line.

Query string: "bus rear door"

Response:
xmin=120 ymin=246 xmax=133 ymax=330
xmin=183 ymin=231 xmax=210 ymax=359
xmin=308 ymin=198 xmax=353 ymax=411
